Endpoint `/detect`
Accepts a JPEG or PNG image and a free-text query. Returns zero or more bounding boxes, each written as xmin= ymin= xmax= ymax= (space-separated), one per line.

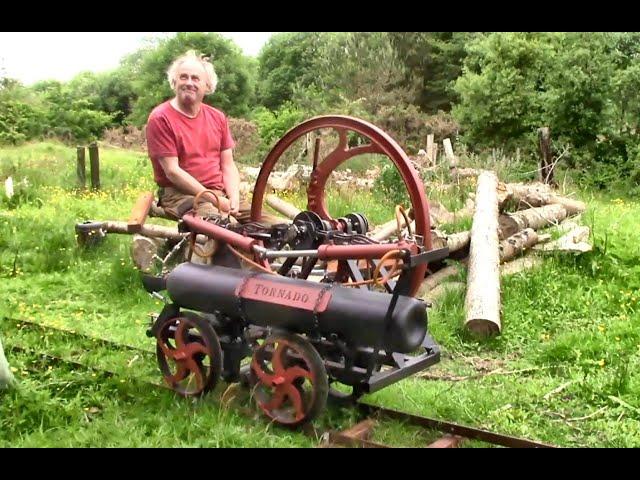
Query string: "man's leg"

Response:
xmin=159 ymin=186 xmax=225 ymax=219
xmin=234 ymin=195 xmax=288 ymax=226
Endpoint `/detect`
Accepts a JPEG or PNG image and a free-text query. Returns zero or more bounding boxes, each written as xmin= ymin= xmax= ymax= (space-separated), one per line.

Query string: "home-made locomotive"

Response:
xmin=140 ymin=116 xmax=448 ymax=427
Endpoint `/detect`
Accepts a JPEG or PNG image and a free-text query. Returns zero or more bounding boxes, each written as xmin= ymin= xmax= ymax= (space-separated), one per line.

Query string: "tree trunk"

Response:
xmin=464 ymin=171 xmax=501 ymax=336
xmin=0 ymin=336 xmax=14 ymax=389
xmin=498 ymin=204 xmax=568 ymax=239
xmin=538 ymin=127 xmax=555 ymax=186
xmin=499 ymin=228 xmax=539 ymax=263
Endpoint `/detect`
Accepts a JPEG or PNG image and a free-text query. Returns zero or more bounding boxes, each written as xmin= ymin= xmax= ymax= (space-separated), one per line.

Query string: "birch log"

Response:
xmin=265 ymin=194 xmax=301 ymax=220
xmin=429 ymin=282 xmax=466 ymax=305
xmin=498 ymin=204 xmax=568 ymax=239
xmin=417 ymin=264 xmax=462 ymax=299
xmin=428 ymin=229 xmax=470 ymax=253
xmin=499 ymin=228 xmax=539 ymax=263
xmin=103 ymin=221 xmax=187 ymax=240
xmin=507 ymin=183 xmax=586 ymax=216
xmin=501 ymin=255 xmax=543 ymax=276
xmin=371 ymin=211 xmax=414 ymax=241
xmin=0 ymin=336 xmax=14 ymax=389
xmin=464 ymin=171 xmax=501 ymax=336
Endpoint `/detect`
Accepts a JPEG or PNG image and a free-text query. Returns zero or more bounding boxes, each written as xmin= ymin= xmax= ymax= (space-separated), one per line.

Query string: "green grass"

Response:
xmin=1 ymin=141 xmax=639 ymax=447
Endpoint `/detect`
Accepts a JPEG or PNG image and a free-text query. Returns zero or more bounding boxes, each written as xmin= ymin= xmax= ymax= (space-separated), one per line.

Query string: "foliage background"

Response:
xmin=2 ymin=32 xmax=638 ymax=190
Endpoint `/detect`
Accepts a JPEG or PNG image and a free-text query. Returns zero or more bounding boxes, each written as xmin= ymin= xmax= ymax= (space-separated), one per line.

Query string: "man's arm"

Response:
xmin=220 ymin=148 xmax=240 ymax=216
xmin=158 ymin=156 xmax=231 ymax=212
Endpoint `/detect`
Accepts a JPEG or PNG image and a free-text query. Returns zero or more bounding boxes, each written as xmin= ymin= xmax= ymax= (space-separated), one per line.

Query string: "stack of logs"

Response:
xmin=265 ymin=172 xmax=587 ymax=338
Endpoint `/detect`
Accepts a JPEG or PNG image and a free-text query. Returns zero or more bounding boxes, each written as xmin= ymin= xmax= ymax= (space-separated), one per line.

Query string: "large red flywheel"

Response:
xmin=250 ymin=115 xmax=432 ymax=296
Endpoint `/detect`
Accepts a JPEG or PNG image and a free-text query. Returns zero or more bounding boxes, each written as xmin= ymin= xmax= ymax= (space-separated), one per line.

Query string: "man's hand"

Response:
xmin=204 ymin=191 xmax=231 ymax=213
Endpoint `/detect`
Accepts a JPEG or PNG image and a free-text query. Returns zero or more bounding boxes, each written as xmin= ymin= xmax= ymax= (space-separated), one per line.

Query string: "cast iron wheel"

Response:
xmin=250 ymin=115 xmax=432 ymax=297
xmin=155 ymin=313 xmax=222 ymax=397
xmin=249 ymin=332 xmax=328 ymax=427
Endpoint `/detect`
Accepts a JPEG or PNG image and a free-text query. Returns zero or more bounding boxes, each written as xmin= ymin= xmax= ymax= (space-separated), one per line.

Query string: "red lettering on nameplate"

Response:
xmin=236 ymin=278 xmax=331 ymax=312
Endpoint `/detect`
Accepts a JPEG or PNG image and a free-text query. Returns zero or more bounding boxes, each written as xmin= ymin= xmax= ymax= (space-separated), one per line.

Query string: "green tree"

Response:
xmin=256 ymin=32 xmax=329 ymax=111
xmin=389 ymin=32 xmax=479 ymax=113
xmin=453 ymin=32 xmax=559 ymax=150
xmin=126 ymin=32 xmax=255 ymax=126
xmin=0 ymin=77 xmax=47 ymax=144
xmin=67 ymin=69 xmax=137 ymax=125
xmin=31 ymin=80 xmax=113 ymax=142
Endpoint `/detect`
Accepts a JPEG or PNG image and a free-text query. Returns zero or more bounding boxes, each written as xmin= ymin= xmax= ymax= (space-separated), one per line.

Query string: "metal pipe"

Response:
xmin=253 ymin=245 xmax=319 ymax=259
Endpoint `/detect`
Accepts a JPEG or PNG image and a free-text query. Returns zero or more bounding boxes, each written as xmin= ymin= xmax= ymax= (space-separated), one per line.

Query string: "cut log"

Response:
xmin=131 ymin=234 xmax=167 ymax=272
xmin=429 ymin=201 xmax=456 ymax=225
xmin=417 ymin=264 xmax=463 ymax=299
xmin=0 ymin=336 xmax=14 ymax=389
xmin=454 ymin=198 xmax=475 ymax=221
xmin=428 ymin=229 xmax=470 ymax=254
xmin=452 ymin=167 xmax=482 ymax=178
xmin=425 ymin=282 xmax=466 ymax=308
xmin=501 ymin=254 xmax=543 ymax=276
xmin=103 ymin=221 xmax=186 ymax=241
xmin=497 ymin=182 xmax=513 ymax=212
xmin=533 ymin=225 xmax=592 ymax=253
xmin=499 ymin=228 xmax=539 ymax=263
xmin=464 ymin=171 xmax=501 ymax=336
xmin=446 ymin=231 xmax=471 ymax=253
xmin=370 ymin=211 xmax=413 ymax=241
xmin=498 ymin=204 xmax=568 ymax=239
xmin=506 ymin=183 xmax=586 ymax=216
xmin=265 ymin=194 xmax=301 ymax=220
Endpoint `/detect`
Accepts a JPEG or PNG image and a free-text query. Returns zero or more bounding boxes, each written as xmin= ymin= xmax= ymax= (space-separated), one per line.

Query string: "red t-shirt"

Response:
xmin=145 ymin=101 xmax=235 ymax=190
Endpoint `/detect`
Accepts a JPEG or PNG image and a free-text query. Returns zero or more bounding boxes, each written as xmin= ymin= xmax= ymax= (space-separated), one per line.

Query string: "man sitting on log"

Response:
xmin=145 ymin=50 xmax=277 ymax=225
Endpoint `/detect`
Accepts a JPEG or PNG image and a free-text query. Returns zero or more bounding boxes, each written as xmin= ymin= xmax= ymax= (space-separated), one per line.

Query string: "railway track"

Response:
xmin=2 ymin=317 xmax=555 ymax=448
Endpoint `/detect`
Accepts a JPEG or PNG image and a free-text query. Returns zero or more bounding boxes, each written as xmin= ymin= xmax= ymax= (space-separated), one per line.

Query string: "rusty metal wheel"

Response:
xmin=249 ymin=332 xmax=328 ymax=427
xmin=155 ymin=313 xmax=222 ymax=397
xmin=250 ymin=115 xmax=432 ymax=296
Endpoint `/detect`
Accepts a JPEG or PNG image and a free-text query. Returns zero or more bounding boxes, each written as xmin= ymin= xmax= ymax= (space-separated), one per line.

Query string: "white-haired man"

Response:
xmin=146 ymin=51 xmax=273 ymax=223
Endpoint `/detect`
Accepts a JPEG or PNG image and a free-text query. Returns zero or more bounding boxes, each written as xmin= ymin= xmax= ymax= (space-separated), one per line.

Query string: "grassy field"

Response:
xmin=1 ymin=141 xmax=639 ymax=447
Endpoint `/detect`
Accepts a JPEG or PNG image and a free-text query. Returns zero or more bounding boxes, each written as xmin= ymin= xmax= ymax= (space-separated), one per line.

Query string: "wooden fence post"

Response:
xmin=76 ymin=146 xmax=86 ymax=189
xmin=538 ymin=127 xmax=554 ymax=186
xmin=88 ymin=142 xmax=100 ymax=190
xmin=443 ymin=138 xmax=458 ymax=168
xmin=426 ymin=134 xmax=435 ymax=167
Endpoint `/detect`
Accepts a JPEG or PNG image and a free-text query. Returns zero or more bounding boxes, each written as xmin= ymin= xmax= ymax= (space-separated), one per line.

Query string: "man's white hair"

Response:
xmin=167 ymin=50 xmax=218 ymax=95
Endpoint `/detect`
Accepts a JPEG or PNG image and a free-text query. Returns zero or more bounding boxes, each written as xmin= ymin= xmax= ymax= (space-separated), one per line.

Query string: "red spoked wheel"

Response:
xmin=250 ymin=115 xmax=432 ymax=297
xmin=249 ymin=333 xmax=328 ymax=427
xmin=155 ymin=313 xmax=222 ymax=397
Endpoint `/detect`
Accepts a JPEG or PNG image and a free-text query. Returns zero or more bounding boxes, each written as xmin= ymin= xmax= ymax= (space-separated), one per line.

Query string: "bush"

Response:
xmin=373 ymin=164 xmax=411 ymax=207
xmin=227 ymin=117 xmax=260 ymax=164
